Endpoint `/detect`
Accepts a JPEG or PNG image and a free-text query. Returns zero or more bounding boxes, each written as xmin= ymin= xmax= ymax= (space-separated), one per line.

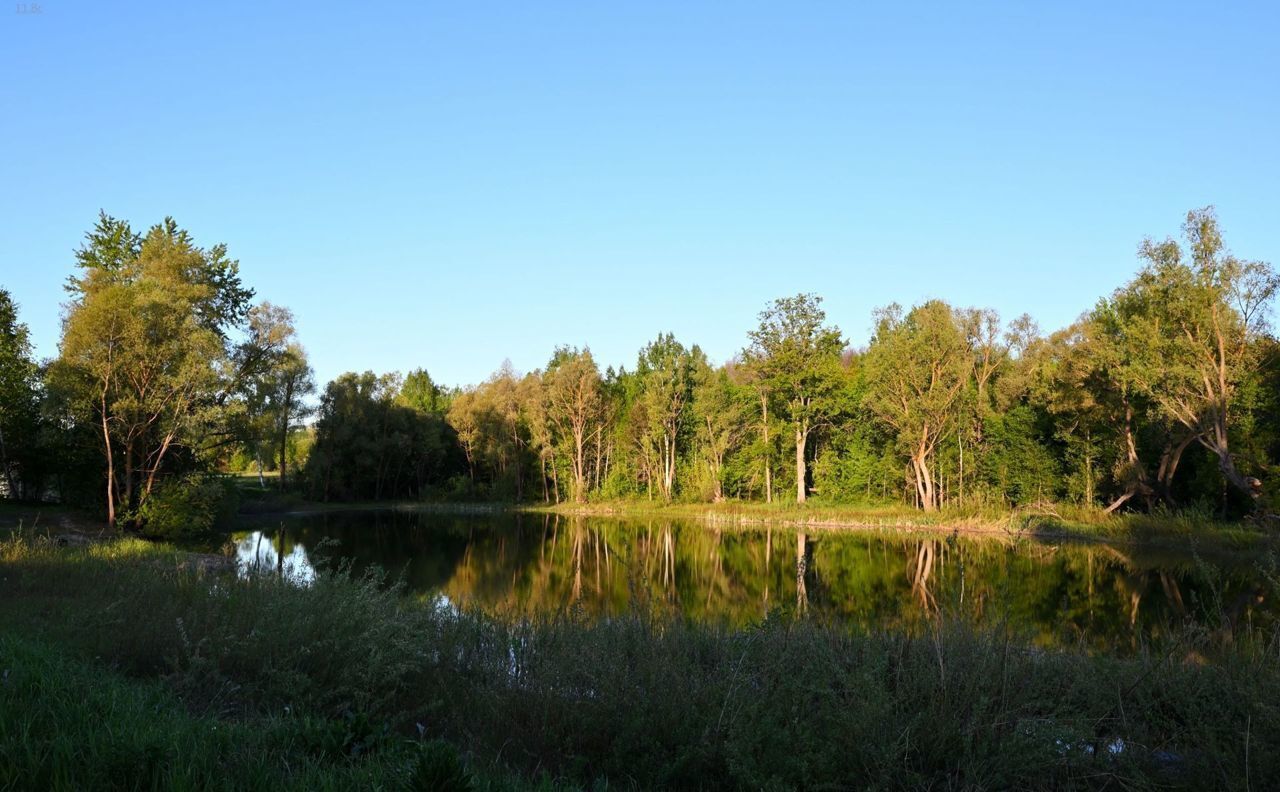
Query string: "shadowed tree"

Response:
xmin=0 ymin=289 xmax=41 ymax=499
xmin=239 ymin=303 xmax=313 ymax=489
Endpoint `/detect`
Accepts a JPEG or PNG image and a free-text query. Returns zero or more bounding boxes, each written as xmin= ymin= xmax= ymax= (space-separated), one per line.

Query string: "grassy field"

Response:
xmin=2 ymin=527 xmax=1279 ymax=789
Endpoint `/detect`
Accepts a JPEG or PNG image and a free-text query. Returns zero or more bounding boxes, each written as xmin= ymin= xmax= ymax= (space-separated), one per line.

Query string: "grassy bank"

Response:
xmin=229 ymin=485 xmax=1278 ymax=551
xmin=0 ymin=635 xmax=483 ymax=791
xmin=3 ymin=529 xmax=1279 ymax=789
xmin=521 ymin=499 xmax=1277 ymax=548
xmin=225 ymin=464 xmax=1277 ymax=548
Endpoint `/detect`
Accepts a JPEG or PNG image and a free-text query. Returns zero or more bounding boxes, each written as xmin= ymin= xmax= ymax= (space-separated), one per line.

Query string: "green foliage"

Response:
xmin=812 ymin=419 xmax=900 ymax=503
xmin=409 ymin=740 xmax=475 ymax=792
xmin=978 ymin=404 xmax=1063 ymax=505
xmin=743 ymin=293 xmax=846 ymax=503
xmin=134 ymin=474 xmax=239 ymax=539
xmin=0 ymin=634 xmax=496 ymax=791
xmin=399 ymin=368 xmax=447 ymax=414
xmin=863 ymin=300 xmax=973 ymax=511
xmin=23 ymin=207 xmax=1280 ymax=521
xmin=0 ymin=288 xmax=45 ymax=500
xmin=307 ymin=371 xmax=460 ymax=501
xmin=633 ymin=334 xmax=701 ymax=501
xmin=55 ymin=214 xmax=261 ymax=527
xmin=543 ymin=347 xmax=607 ymax=503
xmin=236 ymin=303 xmax=316 ymax=491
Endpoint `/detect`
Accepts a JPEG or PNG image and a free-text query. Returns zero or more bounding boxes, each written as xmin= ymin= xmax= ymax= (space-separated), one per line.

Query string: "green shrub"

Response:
xmin=409 ymin=740 xmax=474 ymax=791
xmin=135 ymin=474 xmax=239 ymax=539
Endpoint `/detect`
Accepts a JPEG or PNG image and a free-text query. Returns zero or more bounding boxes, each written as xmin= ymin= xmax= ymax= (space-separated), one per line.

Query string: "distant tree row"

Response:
xmin=0 ymin=207 xmax=1275 ymax=527
xmin=302 ymin=208 xmax=1279 ymax=516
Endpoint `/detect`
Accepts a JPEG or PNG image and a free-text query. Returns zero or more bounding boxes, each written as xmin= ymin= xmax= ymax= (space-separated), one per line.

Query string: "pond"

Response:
xmin=228 ymin=508 xmax=1278 ymax=652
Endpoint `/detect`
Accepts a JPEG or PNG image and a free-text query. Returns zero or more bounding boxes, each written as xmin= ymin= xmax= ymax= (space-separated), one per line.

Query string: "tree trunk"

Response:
xmin=279 ymin=379 xmax=293 ymax=491
xmin=0 ymin=424 xmax=15 ymax=500
xmin=760 ymin=392 xmax=772 ymax=504
xmin=100 ymin=389 xmax=116 ymax=530
xmin=593 ymin=426 xmax=604 ymax=493
xmin=572 ymin=426 xmax=586 ymax=502
xmin=1104 ymin=490 xmax=1134 ymax=514
xmin=1155 ymin=433 xmax=1196 ymax=504
xmin=1083 ymin=430 xmax=1095 ymax=505
xmin=921 ymin=461 xmax=936 ymax=512
xmin=662 ymin=433 xmax=676 ymax=501
xmin=709 ymin=444 xmax=724 ymax=502
xmin=1201 ymin=428 xmax=1261 ymax=502
xmin=123 ymin=442 xmax=134 ymax=518
xmin=795 ymin=426 xmax=807 ymax=504
xmin=1106 ymin=396 xmax=1155 ymax=512
xmin=912 ymin=454 xmax=936 ymax=512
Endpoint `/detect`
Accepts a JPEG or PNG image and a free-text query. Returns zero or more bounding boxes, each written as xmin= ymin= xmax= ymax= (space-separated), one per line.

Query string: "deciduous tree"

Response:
xmin=743 ymin=294 xmax=844 ymax=504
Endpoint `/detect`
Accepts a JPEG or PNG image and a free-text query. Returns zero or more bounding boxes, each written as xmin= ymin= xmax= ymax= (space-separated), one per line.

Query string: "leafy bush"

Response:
xmin=135 ymin=474 xmax=239 ymax=539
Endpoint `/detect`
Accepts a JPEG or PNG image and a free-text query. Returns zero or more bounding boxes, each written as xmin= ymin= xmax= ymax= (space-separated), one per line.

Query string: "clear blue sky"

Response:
xmin=3 ymin=1 xmax=1278 ymax=390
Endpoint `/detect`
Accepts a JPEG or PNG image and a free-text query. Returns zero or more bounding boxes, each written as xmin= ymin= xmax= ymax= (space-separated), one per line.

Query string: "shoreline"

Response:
xmin=227 ymin=496 xmax=1277 ymax=553
xmin=6 ymin=495 xmax=1273 ymax=554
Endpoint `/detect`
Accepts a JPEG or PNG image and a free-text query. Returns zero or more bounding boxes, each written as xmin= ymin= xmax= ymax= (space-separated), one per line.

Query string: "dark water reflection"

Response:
xmin=231 ymin=509 xmax=1278 ymax=652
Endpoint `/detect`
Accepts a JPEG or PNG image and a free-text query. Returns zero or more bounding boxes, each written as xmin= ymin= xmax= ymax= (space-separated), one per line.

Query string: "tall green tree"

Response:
xmin=635 ymin=334 xmax=699 ymax=501
xmin=0 ymin=289 xmax=41 ymax=499
xmin=238 ymin=302 xmax=311 ymax=488
xmin=58 ymin=215 xmax=254 ymax=528
xmin=744 ymin=294 xmax=845 ymax=503
xmin=1108 ymin=208 xmax=1278 ymax=504
xmin=544 ymin=347 xmax=606 ymax=502
xmin=399 ymin=368 xmax=445 ymax=414
xmin=306 ymin=371 xmax=456 ymax=501
xmin=1020 ymin=323 xmax=1117 ymax=507
xmin=482 ymin=362 xmax=532 ymax=500
xmin=690 ymin=361 xmax=751 ymax=502
xmin=863 ymin=301 xmax=972 ymax=512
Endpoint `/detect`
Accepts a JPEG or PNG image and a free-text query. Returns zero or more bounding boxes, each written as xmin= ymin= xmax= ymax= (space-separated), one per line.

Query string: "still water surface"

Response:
xmin=230 ymin=509 xmax=1277 ymax=652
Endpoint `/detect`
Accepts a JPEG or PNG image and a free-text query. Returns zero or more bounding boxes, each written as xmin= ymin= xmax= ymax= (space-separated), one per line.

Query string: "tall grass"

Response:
xmin=2 ymin=531 xmax=1278 ymax=789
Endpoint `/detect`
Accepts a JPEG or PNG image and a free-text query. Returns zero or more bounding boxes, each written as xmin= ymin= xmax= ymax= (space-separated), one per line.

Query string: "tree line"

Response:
xmin=0 ymin=207 xmax=1276 ymax=532
xmin=304 ymin=207 xmax=1279 ymax=516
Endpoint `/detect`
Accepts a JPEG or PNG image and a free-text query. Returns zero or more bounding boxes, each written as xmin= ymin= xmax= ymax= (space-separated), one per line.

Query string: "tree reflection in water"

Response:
xmin=224 ymin=510 xmax=1278 ymax=653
